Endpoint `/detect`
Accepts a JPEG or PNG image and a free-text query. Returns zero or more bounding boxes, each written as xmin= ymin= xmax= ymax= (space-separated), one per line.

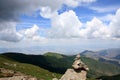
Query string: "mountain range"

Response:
xmin=80 ymin=48 xmax=120 ymax=66
xmin=0 ymin=48 xmax=120 ymax=80
xmin=0 ymin=51 xmax=120 ymax=79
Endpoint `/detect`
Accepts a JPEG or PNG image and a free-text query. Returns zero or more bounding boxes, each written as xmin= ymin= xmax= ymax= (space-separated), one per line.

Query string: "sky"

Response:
xmin=0 ymin=0 xmax=120 ymax=55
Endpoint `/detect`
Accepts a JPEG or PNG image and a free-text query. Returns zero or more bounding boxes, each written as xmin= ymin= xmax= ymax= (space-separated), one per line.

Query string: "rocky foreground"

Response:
xmin=0 ymin=68 xmax=37 ymax=80
xmin=0 ymin=54 xmax=89 ymax=80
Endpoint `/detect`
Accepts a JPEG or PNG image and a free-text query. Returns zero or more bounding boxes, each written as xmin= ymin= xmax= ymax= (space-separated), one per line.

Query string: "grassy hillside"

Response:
xmin=38 ymin=53 xmax=120 ymax=78
xmin=1 ymin=52 xmax=67 ymax=74
xmin=44 ymin=52 xmax=65 ymax=59
xmin=0 ymin=54 xmax=61 ymax=80
xmin=1 ymin=52 xmax=120 ymax=79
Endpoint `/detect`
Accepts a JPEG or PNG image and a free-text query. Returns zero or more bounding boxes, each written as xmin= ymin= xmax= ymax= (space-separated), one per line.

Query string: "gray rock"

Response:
xmin=0 ymin=68 xmax=14 ymax=74
xmin=59 ymin=54 xmax=89 ymax=80
xmin=72 ymin=54 xmax=89 ymax=71
xmin=60 ymin=69 xmax=87 ymax=80
xmin=0 ymin=76 xmax=37 ymax=80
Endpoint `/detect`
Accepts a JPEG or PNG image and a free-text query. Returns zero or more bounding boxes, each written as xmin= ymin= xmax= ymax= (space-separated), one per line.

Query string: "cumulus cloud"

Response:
xmin=0 ymin=0 xmax=63 ymax=21
xmin=20 ymin=24 xmax=48 ymax=43
xmin=0 ymin=22 xmax=23 ymax=42
xmin=1 ymin=0 xmax=97 ymax=21
xmin=45 ymin=10 xmax=111 ymax=39
xmin=40 ymin=6 xmax=58 ymax=18
xmin=109 ymin=8 xmax=120 ymax=38
xmin=39 ymin=0 xmax=96 ymax=18
xmin=46 ymin=8 xmax=120 ymax=40
xmin=79 ymin=17 xmax=110 ymax=39
xmin=47 ymin=10 xmax=82 ymax=38
xmin=98 ymin=14 xmax=114 ymax=22
xmin=24 ymin=24 xmax=39 ymax=38
xmin=1 ymin=0 xmax=119 ymax=42
xmin=79 ymin=8 xmax=120 ymax=40
xmin=0 ymin=0 xmax=96 ymax=42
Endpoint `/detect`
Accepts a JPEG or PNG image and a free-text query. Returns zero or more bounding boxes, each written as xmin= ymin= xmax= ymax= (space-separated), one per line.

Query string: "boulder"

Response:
xmin=60 ymin=69 xmax=87 ymax=80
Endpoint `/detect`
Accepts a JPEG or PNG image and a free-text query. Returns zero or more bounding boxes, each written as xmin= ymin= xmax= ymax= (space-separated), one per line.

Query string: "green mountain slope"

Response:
xmin=1 ymin=52 xmax=120 ymax=78
xmin=0 ymin=54 xmax=61 ymax=80
xmin=44 ymin=52 xmax=65 ymax=59
xmin=81 ymin=57 xmax=120 ymax=78
xmin=44 ymin=52 xmax=120 ymax=77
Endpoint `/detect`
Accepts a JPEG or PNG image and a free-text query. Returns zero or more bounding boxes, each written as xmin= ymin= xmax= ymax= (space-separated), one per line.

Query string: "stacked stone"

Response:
xmin=60 ymin=54 xmax=89 ymax=80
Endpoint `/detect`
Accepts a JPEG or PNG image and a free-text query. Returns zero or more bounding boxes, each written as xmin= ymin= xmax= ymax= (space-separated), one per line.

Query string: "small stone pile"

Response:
xmin=57 ymin=54 xmax=89 ymax=80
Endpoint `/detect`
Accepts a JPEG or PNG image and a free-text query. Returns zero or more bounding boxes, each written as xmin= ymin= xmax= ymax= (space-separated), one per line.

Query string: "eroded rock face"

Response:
xmin=59 ymin=54 xmax=89 ymax=80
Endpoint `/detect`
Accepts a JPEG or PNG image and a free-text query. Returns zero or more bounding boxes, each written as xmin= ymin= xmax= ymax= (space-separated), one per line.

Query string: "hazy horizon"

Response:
xmin=0 ymin=46 xmax=120 ymax=55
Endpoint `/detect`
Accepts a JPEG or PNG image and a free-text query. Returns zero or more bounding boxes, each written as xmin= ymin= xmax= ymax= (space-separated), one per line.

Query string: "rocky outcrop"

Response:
xmin=0 ymin=68 xmax=37 ymax=80
xmin=0 ymin=76 xmax=37 ymax=80
xmin=59 ymin=54 xmax=89 ymax=80
xmin=60 ymin=69 xmax=87 ymax=80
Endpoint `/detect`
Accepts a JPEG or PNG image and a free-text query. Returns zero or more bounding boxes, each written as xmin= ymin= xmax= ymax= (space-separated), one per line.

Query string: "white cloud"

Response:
xmin=20 ymin=24 xmax=48 ymax=43
xmin=109 ymin=8 xmax=120 ymax=38
xmin=46 ymin=8 xmax=120 ymax=40
xmin=90 ymin=5 xmax=120 ymax=13
xmin=0 ymin=0 xmax=97 ymax=42
xmin=79 ymin=8 xmax=120 ymax=40
xmin=80 ymin=17 xmax=110 ymax=39
xmin=1 ymin=0 xmax=120 ymax=43
xmin=64 ymin=0 xmax=96 ymax=7
xmin=47 ymin=10 xmax=82 ymax=38
xmin=40 ymin=0 xmax=97 ymax=18
xmin=0 ymin=21 xmax=23 ymax=42
xmin=98 ymin=14 xmax=114 ymax=22
xmin=44 ymin=11 xmax=111 ymax=39
xmin=40 ymin=6 xmax=58 ymax=18
xmin=24 ymin=24 xmax=39 ymax=38
xmin=32 ymin=36 xmax=48 ymax=43
xmin=0 ymin=0 xmax=63 ymax=21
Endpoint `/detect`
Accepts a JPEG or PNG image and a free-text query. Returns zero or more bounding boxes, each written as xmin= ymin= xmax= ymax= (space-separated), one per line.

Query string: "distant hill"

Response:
xmin=1 ymin=52 xmax=120 ymax=78
xmin=44 ymin=52 xmax=65 ymax=59
xmin=80 ymin=48 xmax=120 ymax=66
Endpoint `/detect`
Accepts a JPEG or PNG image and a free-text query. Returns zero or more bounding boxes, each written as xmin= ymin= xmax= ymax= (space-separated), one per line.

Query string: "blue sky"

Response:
xmin=15 ymin=0 xmax=120 ymax=31
xmin=0 ymin=0 xmax=120 ymax=54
